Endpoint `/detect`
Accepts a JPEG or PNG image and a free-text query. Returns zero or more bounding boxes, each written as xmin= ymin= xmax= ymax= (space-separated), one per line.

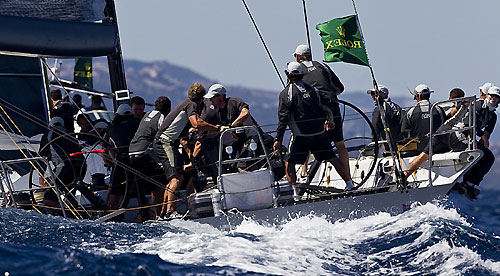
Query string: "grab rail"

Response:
xmin=428 ymin=96 xmax=476 ymax=186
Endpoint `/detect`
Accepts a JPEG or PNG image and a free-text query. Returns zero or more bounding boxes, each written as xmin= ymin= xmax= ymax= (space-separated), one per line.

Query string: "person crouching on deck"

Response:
xmin=273 ymin=62 xmax=353 ymax=198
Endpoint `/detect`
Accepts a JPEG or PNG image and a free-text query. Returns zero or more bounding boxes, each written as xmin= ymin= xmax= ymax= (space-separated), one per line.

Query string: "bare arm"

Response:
xmin=230 ymin=108 xmax=250 ymax=127
xmin=188 ymin=114 xmax=219 ymax=132
xmin=480 ymin=130 xmax=491 ymax=148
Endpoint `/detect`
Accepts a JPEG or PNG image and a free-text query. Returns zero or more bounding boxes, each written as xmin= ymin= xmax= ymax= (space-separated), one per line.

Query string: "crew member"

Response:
xmin=439 ymin=88 xmax=465 ymax=120
xmin=479 ymin=82 xmax=493 ymax=100
xmin=405 ymin=86 xmax=500 ymax=200
xmin=50 ymin=89 xmax=74 ymax=133
xmin=129 ymin=96 xmax=171 ymax=218
xmin=367 ymin=85 xmax=404 ymax=144
xmin=104 ymin=104 xmax=139 ymax=209
xmin=402 ymin=84 xmax=445 ymax=153
xmin=131 ymin=96 xmax=146 ymax=119
xmin=273 ymin=62 xmax=353 ymax=198
xmin=154 ymin=83 xmax=220 ymax=220
xmin=293 ymin=44 xmax=351 ymax=183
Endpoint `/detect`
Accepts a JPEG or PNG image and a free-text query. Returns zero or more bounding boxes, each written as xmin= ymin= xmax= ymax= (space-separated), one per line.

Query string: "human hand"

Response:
xmin=325 ymin=120 xmax=335 ymax=131
xmin=273 ymin=140 xmax=281 ymax=152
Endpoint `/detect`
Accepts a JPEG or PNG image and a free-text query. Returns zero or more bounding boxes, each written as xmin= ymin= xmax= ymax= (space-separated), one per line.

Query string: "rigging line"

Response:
xmin=350 ymin=0 xmax=406 ymax=190
xmin=40 ymin=58 xmax=103 ymax=140
xmin=0 ymin=104 xmax=40 ymax=155
xmin=0 ymin=119 xmax=81 ymax=218
xmin=301 ymin=0 xmax=312 ymax=59
xmin=241 ymin=0 xmax=285 ymax=88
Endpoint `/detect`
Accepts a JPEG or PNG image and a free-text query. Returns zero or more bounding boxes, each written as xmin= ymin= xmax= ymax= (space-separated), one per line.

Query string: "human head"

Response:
xmin=130 ymin=96 xmax=145 ymax=119
xmin=486 ymin=86 xmax=500 ymax=109
xmin=155 ymin=96 xmax=171 ymax=115
xmin=49 ymin=116 xmax=64 ymax=128
xmin=448 ymin=88 xmax=465 ymax=100
xmin=293 ymin=44 xmax=311 ymax=62
xmin=73 ymin=94 xmax=82 ymax=105
xmin=204 ymin=84 xmax=227 ymax=109
xmin=285 ymin=61 xmax=303 ymax=82
xmin=50 ymin=89 xmax=62 ymax=102
xmin=187 ymin=83 xmax=206 ymax=105
xmin=116 ymin=104 xmax=132 ymax=116
xmin=479 ymin=82 xmax=493 ymax=99
xmin=414 ymin=84 xmax=433 ymax=101
xmin=367 ymin=85 xmax=389 ymax=103
xmin=92 ymin=119 xmax=109 ymax=135
xmin=91 ymin=95 xmax=103 ymax=109
xmin=76 ymin=113 xmax=92 ymax=132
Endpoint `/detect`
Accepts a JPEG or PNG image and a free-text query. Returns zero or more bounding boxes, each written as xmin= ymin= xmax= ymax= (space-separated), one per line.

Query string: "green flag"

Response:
xmin=316 ymin=15 xmax=369 ymax=66
xmin=74 ymin=58 xmax=93 ymax=88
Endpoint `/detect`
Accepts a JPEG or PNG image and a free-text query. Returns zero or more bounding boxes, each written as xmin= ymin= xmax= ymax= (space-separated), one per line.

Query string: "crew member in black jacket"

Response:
xmin=293 ymin=44 xmax=351 ymax=184
xmin=273 ymin=62 xmax=353 ymax=198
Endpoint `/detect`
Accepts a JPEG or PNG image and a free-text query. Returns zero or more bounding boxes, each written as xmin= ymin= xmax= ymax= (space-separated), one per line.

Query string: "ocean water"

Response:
xmin=0 ymin=191 xmax=499 ymax=275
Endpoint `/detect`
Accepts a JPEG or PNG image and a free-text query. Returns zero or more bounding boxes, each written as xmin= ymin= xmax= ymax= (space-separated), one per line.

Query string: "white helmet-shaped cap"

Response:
xmin=293 ymin=44 xmax=311 ymax=56
xmin=367 ymin=85 xmax=389 ymax=95
xmin=286 ymin=61 xmax=303 ymax=75
xmin=49 ymin=116 xmax=64 ymax=127
xmin=116 ymin=104 xmax=132 ymax=116
xmin=414 ymin=84 xmax=434 ymax=95
xmin=487 ymin=86 xmax=500 ymax=97
xmin=479 ymin=82 xmax=493 ymax=93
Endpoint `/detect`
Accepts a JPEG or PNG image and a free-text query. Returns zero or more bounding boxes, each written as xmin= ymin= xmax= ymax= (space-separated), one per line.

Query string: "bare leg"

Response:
xmin=161 ymin=175 xmax=183 ymax=215
xmin=334 ymin=141 xmax=351 ymax=181
xmin=404 ymin=152 xmax=429 ymax=178
xmin=328 ymin=156 xmax=351 ymax=182
xmin=150 ymin=186 xmax=164 ymax=217
xmin=301 ymin=153 xmax=310 ymax=177
xmin=106 ymin=194 xmax=123 ymax=210
xmin=285 ymin=162 xmax=297 ymax=185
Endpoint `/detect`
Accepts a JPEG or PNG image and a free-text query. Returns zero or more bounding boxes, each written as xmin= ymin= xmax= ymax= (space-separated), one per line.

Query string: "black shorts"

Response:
xmin=327 ymin=102 xmax=344 ymax=143
xmin=109 ymin=159 xmax=129 ymax=196
xmin=287 ymin=132 xmax=336 ymax=164
xmin=153 ymin=139 xmax=185 ymax=181
xmin=423 ymin=133 xmax=467 ymax=155
xmin=130 ymin=153 xmax=167 ymax=193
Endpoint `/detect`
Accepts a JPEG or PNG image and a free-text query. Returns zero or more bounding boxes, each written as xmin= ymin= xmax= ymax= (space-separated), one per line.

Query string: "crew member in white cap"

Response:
xmin=367 ymin=85 xmax=404 ymax=144
xmin=402 ymin=84 xmax=445 ymax=153
xmin=460 ymin=85 xmax=500 ymax=197
xmin=405 ymin=86 xmax=500 ymax=200
xmin=479 ymin=82 xmax=493 ymax=100
xmin=293 ymin=44 xmax=351 ymax=185
xmin=274 ymin=61 xmax=352 ymax=197
xmin=104 ymin=104 xmax=141 ymax=209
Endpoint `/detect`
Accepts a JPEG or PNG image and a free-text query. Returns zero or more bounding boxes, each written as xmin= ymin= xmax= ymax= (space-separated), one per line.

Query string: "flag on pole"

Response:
xmin=73 ymin=58 xmax=93 ymax=88
xmin=316 ymin=15 xmax=369 ymax=66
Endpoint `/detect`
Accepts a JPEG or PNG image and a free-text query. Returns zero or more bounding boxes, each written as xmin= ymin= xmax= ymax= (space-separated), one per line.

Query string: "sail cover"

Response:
xmin=0 ymin=0 xmax=106 ymax=22
xmin=0 ymin=0 xmax=117 ymax=57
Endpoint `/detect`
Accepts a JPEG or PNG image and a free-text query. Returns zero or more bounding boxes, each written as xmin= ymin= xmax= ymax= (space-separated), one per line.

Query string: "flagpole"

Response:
xmin=301 ymin=0 xmax=312 ymax=59
xmin=350 ymin=0 xmax=408 ymax=191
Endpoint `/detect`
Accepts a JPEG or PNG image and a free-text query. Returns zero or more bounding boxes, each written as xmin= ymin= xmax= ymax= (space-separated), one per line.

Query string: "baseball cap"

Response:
xmin=93 ymin=121 xmax=109 ymax=130
xmin=116 ymin=104 xmax=132 ymax=116
xmin=479 ymin=82 xmax=493 ymax=93
xmin=286 ymin=61 xmax=303 ymax=75
xmin=49 ymin=116 xmax=64 ymax=127
xmin=293 ymin=44 xmax=311 ymax=56
xmin=204 ymin=84 xmax=227 ymax=99
xmin=414 ymin=84 xmax=434 ymax=95
xmin=487 ymin=86 xmax=500 ymax=97
xmin=367 ymin=85 xmax=389 ymax=95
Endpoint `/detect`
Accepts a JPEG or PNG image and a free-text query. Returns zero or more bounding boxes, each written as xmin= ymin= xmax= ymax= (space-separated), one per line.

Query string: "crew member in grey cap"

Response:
xmin=402 ymin=84 xmax=445 ymax=153
xmin=293 ymin=44 xmax=351 ymax=184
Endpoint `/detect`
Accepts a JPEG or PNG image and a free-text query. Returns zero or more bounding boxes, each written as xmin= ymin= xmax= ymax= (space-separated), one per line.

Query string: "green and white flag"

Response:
xmin=74 ymin=58 xmax=93 ymax=88
xmin=316 ymin=15 xmax=369 ymax=66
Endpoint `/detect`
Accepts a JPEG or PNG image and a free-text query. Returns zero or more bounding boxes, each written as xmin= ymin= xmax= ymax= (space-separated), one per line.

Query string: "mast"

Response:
xmin=104 ymin=0 xmax=128 ymax=110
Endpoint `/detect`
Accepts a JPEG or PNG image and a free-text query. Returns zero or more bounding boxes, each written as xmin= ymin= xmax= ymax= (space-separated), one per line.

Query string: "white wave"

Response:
xmin=115 ymin=203 xmax=494 ymax=275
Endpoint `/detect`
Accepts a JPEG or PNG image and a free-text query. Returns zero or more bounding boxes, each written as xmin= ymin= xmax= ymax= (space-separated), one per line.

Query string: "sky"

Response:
xmin=115 ymin=0 xmax=500 ymax=99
